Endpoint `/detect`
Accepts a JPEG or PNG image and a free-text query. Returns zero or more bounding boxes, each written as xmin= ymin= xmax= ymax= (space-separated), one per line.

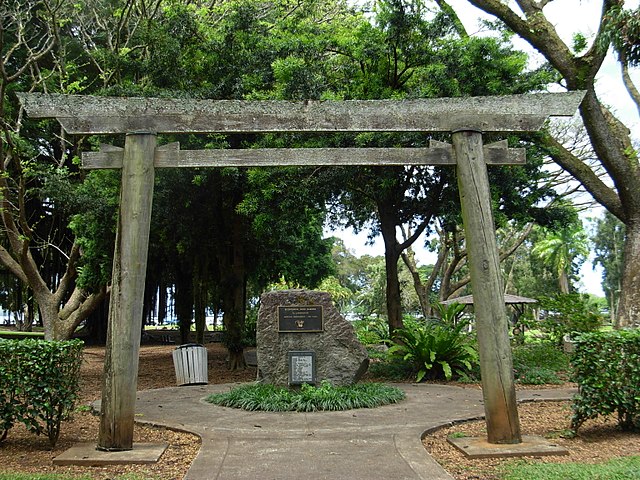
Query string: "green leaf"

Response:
xmin=439 ymin=361 xmax=452 ymax=380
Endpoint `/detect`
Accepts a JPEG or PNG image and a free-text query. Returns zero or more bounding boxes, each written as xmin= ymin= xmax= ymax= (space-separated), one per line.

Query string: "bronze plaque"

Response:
xmin=278 ymin=305 xmax=323 ymax=332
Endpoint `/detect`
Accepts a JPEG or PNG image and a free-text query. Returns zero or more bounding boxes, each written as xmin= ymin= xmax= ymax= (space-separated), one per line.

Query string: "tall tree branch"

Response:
xmin=536 ymin=131 xmax=625 ymax=219
xmin=621 ymin=59 xmax=640 ymax=117
xmin=433 ymin=0 xmax=469 ymax=38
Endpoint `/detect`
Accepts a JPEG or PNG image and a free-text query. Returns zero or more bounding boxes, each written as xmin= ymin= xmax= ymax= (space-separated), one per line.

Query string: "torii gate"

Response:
xmin=19 ymin=91 xmax=584 ymax=452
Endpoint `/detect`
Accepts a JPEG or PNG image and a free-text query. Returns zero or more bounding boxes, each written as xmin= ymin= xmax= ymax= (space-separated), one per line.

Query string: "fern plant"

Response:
xmin=354 ymin=317 xmax=391 ymax=346
xmin=389 ymin=320 xmax=478 ymax=382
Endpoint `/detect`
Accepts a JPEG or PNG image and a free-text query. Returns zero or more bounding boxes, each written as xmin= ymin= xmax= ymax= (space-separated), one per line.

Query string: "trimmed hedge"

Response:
xmin=0 ymin=339 xmax=84 ymax=447
xmin=571 ymin=330 xmax=640 ymax=432
xmin=0 ymin=331 xmax=45 ymax=340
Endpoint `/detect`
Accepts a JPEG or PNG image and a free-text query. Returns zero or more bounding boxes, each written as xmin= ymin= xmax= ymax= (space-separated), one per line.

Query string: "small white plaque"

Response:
xmin=288 ymin=351 xmax=316 ymax=385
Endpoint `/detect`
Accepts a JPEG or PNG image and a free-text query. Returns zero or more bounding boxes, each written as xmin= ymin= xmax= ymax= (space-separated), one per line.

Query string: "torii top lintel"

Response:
xmin=18 ymin=92 xmax=585 ymax=135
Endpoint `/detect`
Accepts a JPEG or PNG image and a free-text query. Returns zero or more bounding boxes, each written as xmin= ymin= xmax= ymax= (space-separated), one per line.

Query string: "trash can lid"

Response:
xmin=175 ymin=343 xmax=205 ymax=349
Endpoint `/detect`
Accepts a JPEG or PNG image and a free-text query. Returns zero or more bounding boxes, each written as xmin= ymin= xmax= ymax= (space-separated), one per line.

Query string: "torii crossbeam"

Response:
xmin=19 ymin=91 xmax=584 ymax=451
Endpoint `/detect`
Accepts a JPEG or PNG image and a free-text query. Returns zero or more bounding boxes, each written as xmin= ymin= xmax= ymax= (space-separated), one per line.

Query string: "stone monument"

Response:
xmin=256 ymin=289 xmax=369 ymax=387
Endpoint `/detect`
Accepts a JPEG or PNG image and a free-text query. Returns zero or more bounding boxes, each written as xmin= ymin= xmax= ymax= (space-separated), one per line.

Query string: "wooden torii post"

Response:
xmin=19 ymin=91 xmax=584 ymax=450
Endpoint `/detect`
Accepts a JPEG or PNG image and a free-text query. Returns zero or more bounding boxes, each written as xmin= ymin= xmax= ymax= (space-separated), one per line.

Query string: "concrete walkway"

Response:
xmin=132 ymin=383 xmax=576 ymax=480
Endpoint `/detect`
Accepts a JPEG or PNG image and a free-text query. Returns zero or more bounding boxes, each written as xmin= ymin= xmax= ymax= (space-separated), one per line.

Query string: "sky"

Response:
xmin=329 ymin=1 xmax=640 ymax=297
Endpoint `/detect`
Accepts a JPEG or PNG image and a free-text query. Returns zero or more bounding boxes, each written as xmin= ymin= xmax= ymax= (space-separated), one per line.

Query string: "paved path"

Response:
xmin=132 ymin=383 xmax=576 ymax=480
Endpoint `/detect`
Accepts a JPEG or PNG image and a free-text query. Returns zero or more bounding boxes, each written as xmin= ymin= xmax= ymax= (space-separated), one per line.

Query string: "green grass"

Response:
xmin=500 ymin=456 xmax=640 ymax=480
xmin=206 ymin=381 xmax=405 ymax=412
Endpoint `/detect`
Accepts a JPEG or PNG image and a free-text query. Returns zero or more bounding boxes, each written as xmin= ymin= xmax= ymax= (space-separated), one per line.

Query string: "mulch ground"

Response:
xmin=0 ymin=342 xmax=255 ymax=480
xmin=424 ymin=400 xmax=640 ymax=480
xmin=1 ymin=342 xmax=638 ymax=479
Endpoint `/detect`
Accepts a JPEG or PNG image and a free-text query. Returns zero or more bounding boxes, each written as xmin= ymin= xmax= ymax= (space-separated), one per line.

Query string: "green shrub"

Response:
xmin=389 ymin=319 xmax=478 ymax=382
xmin=242 ymin=309 xmax=257 ymax=347
xmin=513 ymin=342 xmax=570 ymax=371
xmin=571 ymin=330 xmax=640 ymax=432
xmin=432 ymin=302 xmax=466 ymax=325
xmin=512 ymin=342 xmax=569 ymax=385
xmin=0 ymin=339 xmax=84 ymax=447
xmin=365 ymin=345 xmax=388 ymax=360
xmin=515 ymin=366 xmax=562 ymax=385
xmin=206 ymin=381 xmax=405 ymax=412
xmin=353 ymin=317 xmax=390 ymax=346
xmin=357 ymin=328 xmax=384 ymax=347
xmin=0 ymin=345 xmax=17 ymax=442
xmin=367 ymin=356 xmax=415 ymax=381
xmin=537 ymin=293 xmax=603 ymax=345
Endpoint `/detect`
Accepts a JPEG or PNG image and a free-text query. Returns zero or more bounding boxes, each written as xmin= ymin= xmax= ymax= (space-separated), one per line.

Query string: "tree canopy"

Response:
xmin=1 ymin=0 xmax=632 ymax=356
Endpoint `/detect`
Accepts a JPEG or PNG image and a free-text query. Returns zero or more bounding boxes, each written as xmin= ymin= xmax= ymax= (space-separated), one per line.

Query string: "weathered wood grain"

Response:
xmin=18 ymin=91 xmax=585 ymax=134
xmin=82 ymin=144 xmax=526 ymax=169
xmin=98 ymin=133 xmax=156 ymax=451
xmin=453 ymin=130 xmax=522 ymax=445
xmin=56 ymin=114 xmax=552 ymax=134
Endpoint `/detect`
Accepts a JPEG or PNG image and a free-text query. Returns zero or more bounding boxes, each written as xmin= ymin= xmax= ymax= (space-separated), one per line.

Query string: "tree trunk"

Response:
xmin=15 ymin=285 xmax=35 ymax=332
xmin=618 ymin=218 xmax=640 ymax=328
xmin=157 ymin=281 xmax=167 ymax=326
xmin=378 ymin=207 xmax=404 ymax=337
xmin=558 ymin=270 xmax=571 ymax=295
xmin=401 ymin=247 xmax=432 ymax=318
xmin=85 ymin=299 xmax=109 ymax=345
xmin=0 ymin=232 xmax=107 ymax=341
xmin=175 ymin=265 xmax=194 ymax=345
xmin=40 ymin=300 xmax=63 ymax=340
xmin=221 ymin=270 xmax=247 ymax=370
xmin=221 ymin=212 xmax=247 ymax=370
xmin=142 ymin=278 xmax=156 ymax=326
xmin=384 ymin=248 xmax=403 ymax=336
xmin=194 ymin=270 xmax=207 ymax=345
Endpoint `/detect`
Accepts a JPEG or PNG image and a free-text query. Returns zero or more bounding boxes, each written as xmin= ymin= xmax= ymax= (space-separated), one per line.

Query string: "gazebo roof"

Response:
xmin=440 ymin=294 xmax=537 ymax=305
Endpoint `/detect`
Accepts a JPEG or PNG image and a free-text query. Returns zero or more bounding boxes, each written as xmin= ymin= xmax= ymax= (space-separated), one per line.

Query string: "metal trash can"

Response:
xmin=172 ymin=343 xmax=208 ymax=386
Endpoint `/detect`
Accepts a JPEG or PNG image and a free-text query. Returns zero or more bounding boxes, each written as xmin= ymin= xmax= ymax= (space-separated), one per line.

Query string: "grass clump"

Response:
xmin=206 ymin=381 xmax=405 ymax=412
xmin=500 ymin=456 xmax=640 ymax=480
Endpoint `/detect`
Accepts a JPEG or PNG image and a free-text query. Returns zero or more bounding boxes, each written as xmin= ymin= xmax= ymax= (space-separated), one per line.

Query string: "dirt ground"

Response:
xmin=1 ymin=342 xmax=638 ymax=479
